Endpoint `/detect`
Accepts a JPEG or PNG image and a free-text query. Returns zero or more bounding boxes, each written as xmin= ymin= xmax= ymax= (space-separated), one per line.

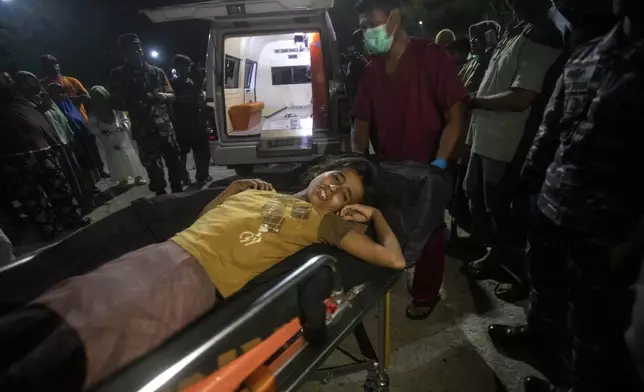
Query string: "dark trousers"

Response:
xmin=412 ymin=228 xmax=446 ymax=301
xmin=135 ymin=132 xmax=183 ymax=193
xmin=463 ymin=153 xmax=511 ymax=248
xmin=176 ymin=128 xmax=211 ymax=184
xmin=406 ymin=166 xmax=452 ymax=303
xmin=448 ymin=158 xmax=472 ymax=232
xmin=527 ymin=211 xmax=643 ymax=392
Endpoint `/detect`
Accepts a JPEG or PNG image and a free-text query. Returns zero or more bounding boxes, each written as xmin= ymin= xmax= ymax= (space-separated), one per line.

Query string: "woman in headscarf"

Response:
xmin=14 ymin=72 xmax=99 ymax=212
xmin=47 ymin=82 xmax=103 ymax=194
xmin=435 ymin=28 xmax=456 ymax=47
xmin=87 ymin=86 xmax=147 ymax=186
xmin=0 ymin=73 xmax=89 ymax=241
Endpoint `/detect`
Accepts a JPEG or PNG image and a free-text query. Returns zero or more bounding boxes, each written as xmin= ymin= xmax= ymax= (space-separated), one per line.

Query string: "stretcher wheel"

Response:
xmin=363 ymin=367 xmax=389 ymax=392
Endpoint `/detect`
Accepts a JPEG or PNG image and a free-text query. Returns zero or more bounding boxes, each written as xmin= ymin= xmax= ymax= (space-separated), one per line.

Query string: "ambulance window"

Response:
xmin=225 ymin=55 xmax=241 ymax=88
xmin=271 ymin=65 xmax=311 ymax=85
xmin=244 ymin=60 xmax=257 ymax=89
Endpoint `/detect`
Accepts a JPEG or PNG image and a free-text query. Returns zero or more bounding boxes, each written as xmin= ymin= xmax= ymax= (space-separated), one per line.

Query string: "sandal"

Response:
xmin=462 ymin=260 xmax=496 ymax=281
xmin=405 ymin=297 xmax=441 ymax=321
xmin=495 ymin=282 xmax=529 ymax=303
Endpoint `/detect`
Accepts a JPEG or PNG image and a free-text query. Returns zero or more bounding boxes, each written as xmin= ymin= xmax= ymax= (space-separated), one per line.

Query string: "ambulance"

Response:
xmin=142 ymin=0 xmax=353 ymax=175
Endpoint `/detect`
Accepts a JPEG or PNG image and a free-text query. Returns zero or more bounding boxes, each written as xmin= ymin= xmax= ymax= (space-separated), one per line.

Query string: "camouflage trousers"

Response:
xmin=134 ymin=130 xmax=183 ymax=194
xmin=527 ymin=211 xmax=644 ymax=392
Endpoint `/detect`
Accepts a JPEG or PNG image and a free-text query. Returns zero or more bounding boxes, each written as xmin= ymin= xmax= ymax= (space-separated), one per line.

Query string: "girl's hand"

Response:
xmin=232 ymin=179 xmax=274 ymax=192
xmin=340 ymin=204 xmax=377 ymax=223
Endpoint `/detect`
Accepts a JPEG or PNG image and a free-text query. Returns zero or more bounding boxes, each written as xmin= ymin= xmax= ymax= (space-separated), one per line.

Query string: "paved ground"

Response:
xmin=11 ymin=158 xmax=538 ymax=391
xmin=86 ymin=162 xmax=234 ymax=222
xmin=299 ymin=257 xmax=538 ymax=392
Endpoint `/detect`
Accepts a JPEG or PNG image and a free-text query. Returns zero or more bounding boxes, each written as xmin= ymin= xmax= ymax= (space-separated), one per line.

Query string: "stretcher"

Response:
xmin=0 ymin=186 xmax=400 ymax=392
xmin=93 ymin=252 xmax=397 ymax=392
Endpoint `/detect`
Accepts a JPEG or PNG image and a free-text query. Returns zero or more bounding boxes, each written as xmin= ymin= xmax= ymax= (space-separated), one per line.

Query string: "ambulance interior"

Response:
xmin=223 ymin=32 xmax=327 ymax=136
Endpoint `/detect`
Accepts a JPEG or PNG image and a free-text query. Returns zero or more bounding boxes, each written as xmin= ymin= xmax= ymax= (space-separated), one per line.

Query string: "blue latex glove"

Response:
xmin=430 ymin=158 xmax=447 ymax=170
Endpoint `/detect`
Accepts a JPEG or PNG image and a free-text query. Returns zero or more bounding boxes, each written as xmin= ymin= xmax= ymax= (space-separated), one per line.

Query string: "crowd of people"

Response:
xmin=351 ymin=0 xmax=644 ymax=391
xmin=0 ymin=0 xmax=643 ymax=390
xmin=0 ymin=33 xmax=212 ymax=244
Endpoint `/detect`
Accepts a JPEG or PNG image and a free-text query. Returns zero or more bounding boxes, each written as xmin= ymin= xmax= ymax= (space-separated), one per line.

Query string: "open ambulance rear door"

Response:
xmin=141 ymin=0 xmax=349 ymax=167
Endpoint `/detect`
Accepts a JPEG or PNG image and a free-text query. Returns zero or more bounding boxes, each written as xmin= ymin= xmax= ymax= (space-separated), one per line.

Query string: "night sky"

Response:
xmin=0 ymin=0 xmax=364 ymax=88
xmin=0 ymin=0 xmax=211 ymax=87
xmin=1 ymin=0 xmax=616 ymax=88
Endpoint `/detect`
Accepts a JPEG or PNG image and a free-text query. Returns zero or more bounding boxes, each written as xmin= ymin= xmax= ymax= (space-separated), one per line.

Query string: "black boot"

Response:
xmin=495 ymin=282 xmax=530 ymax=303
xmin=490 ymin=324 xmax=572 ymax=385
xmin=488 ymin=324 xmax=536 ymax=347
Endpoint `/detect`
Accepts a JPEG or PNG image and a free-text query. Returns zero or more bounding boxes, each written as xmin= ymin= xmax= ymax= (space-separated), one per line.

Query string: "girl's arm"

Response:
xmin=336 ymin=209 xmax=406 ymax=270
xmin=199 ymin=179 xmax=274 ymax=217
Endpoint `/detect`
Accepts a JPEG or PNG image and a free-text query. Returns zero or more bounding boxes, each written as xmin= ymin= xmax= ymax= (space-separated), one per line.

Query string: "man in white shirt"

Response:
xmin=463 ymin=0 xmax=569 ymax=279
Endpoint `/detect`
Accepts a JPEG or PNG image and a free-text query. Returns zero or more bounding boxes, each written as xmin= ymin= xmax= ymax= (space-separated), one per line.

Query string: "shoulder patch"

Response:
xmin=571 ymin=37 xmax=603 ymax=59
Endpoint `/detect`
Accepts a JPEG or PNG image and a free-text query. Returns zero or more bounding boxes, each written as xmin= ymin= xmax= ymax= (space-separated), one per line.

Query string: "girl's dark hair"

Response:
xmin=303 ymin=153 xmax=380 ymax=207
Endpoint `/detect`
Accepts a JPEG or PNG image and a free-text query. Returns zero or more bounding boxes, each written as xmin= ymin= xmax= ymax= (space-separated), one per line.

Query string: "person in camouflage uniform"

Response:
xmin=108 ymin=33 xmax=183 ymax=195
xmin=488 ymin=1 xmax=644 ymax=390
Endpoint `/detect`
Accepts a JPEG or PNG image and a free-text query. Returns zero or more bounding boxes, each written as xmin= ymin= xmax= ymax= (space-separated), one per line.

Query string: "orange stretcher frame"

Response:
xmin=183 ymin=318 xmax=302 ymax=392
xmin=183 ymin=292 xmax=392 ymax=392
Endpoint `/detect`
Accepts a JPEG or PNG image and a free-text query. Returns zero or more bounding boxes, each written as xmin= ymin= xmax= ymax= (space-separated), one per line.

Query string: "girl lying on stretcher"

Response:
xmin=0 ymin=157 xmax=405 ymax=391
